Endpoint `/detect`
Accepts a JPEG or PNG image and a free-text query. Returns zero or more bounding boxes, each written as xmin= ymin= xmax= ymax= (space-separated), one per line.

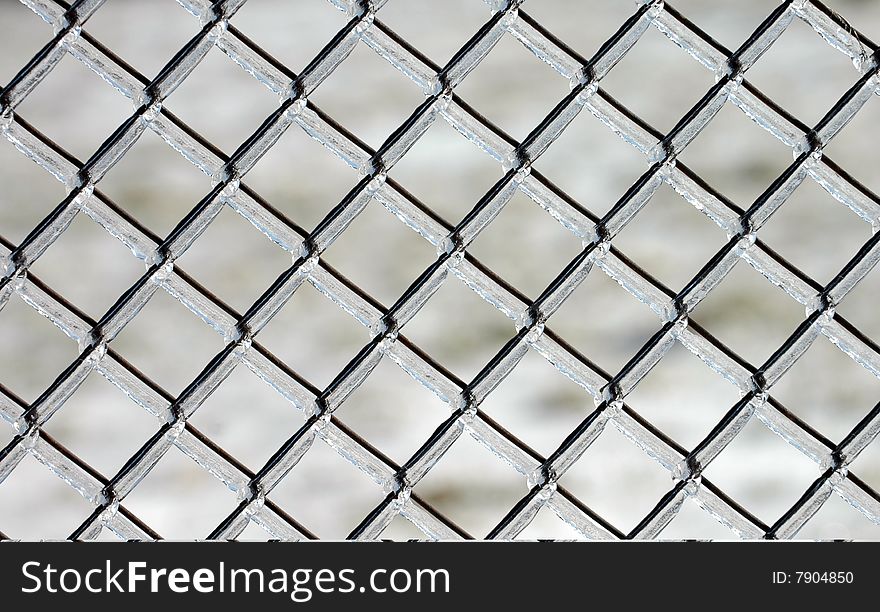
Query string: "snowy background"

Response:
xmin=0 ymin=0 xmax=879 ymax=540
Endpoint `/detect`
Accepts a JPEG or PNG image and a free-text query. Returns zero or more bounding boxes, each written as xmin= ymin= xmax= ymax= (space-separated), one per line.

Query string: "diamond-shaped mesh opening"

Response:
xmin=401 ymin=275 xmax=516 ymax=382
xmin=477 ymin=348 xmax=589 ymax=457
xmin=13 ymin=52 xmax=133 ymax=160
xmin=3 ymin=0 xmax=880 ymax=541
xmin=521 ymin=0 xmax=637 ymax=61
xmin=795 ymin=491 xmax=880 ymax=540
xmin=744 ymin=16 xmax=863 ymax=126
xmin=256 ymin=280 xmax=371 ymax=388
xmin=82 ymin=0 xmax=202 ymax=79
xmin=175 ymin=205 xmax=292 ymax=312
xmin=41 ymin=370 xmax=161 ymax=477
xmin=0 ymin=294 xmax=78 ymax=404
xmin=268 ymin=437 xmax=388 ymax=538
xmin=413 ymin=431 xmax=527 ymax=537
xmin=771 ymin=334 xmax=880 ymax=442
xmin=612 ymin=183 xmax=729 ymax=290
xmin=333 ymin=355 xmax=449 ymax=465
xmin=688 ymin=258 xmax=806 ymax=366
xmin=186 ymin=364 xmax=305 ymax=471
xmin=96 ymin=127 xmax=212 ymax=237
xmin=163 ymin=46 xmax=281 ymax=155
xmin=385 ymin=117 xmax=504 ymax=224
xmin=624 ymin=341 xmax=742 ymax=450
xmin=534 ymin=104 xmax=651 ymax=216
xmin=321 ymin=200 xmax=439 ymax=307
xmin=820 ymin=92 xmax=880 ymax=197
xmin=452 ymin=31 xmax=572 ymax=141
xmin=0 ymin=141 xmax=67 ymax=244
xmin=0 ymin=453 xmax=94 ymax=539
xmin=700 ymin=415 xmax=821 ymax=525
xmin=230 ymin=0 xmax=348 ymax=73
xmin=676 ymin=102 xmax=795 ymax=208
xmin=121 ymin=444 xmax=240 ymax=539
xmin=598 ymin=24 xmax=716 ymax=132
xmin=834 ymin=260 xmax=880 ymax=345
xmin=467 ymin=190 xmax=584 ymax=299
xmin=27 ymin=213 xmax=146 ymax=318
xmin=757 ymin=179 xmax=872 ymax=283
xmin=558 ymin=424 xmax=674 ymax=534
xmin=307 ymin=38 xmax=426 ymax=149
xmin=378 ymin=0 xmax=490 ymax=66
xmin=242 ymin=121 xmax=361 ymax=230
xmin=110 ymin=288 xmax=226 ymax=396
xmin=549 ymin=266 xmax=662 ymax=374
xmin=0 ymin=3 xmax=51 ymax=87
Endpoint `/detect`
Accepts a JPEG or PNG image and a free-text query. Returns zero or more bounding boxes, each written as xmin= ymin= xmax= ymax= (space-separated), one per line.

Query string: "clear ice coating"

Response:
xmin=0 ymin=0 xmax=878 ymax=541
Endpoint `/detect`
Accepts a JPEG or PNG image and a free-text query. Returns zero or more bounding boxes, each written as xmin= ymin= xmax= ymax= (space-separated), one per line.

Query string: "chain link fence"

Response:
xmin=0 ymin=0 xmax=879 ymax=540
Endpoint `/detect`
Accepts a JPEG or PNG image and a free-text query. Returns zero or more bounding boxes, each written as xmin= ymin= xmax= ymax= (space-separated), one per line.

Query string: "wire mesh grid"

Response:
xmin=0 ymin=0 xmax=879 ymax=541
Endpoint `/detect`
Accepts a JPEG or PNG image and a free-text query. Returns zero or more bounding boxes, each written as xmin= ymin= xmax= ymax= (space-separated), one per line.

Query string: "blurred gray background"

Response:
xmin=0 ymin=0 xmax=879 ymax=540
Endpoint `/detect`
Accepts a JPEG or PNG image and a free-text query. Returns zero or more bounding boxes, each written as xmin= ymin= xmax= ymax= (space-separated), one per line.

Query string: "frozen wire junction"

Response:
xmin=0 ymin=0 xmax=880 ymax=540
